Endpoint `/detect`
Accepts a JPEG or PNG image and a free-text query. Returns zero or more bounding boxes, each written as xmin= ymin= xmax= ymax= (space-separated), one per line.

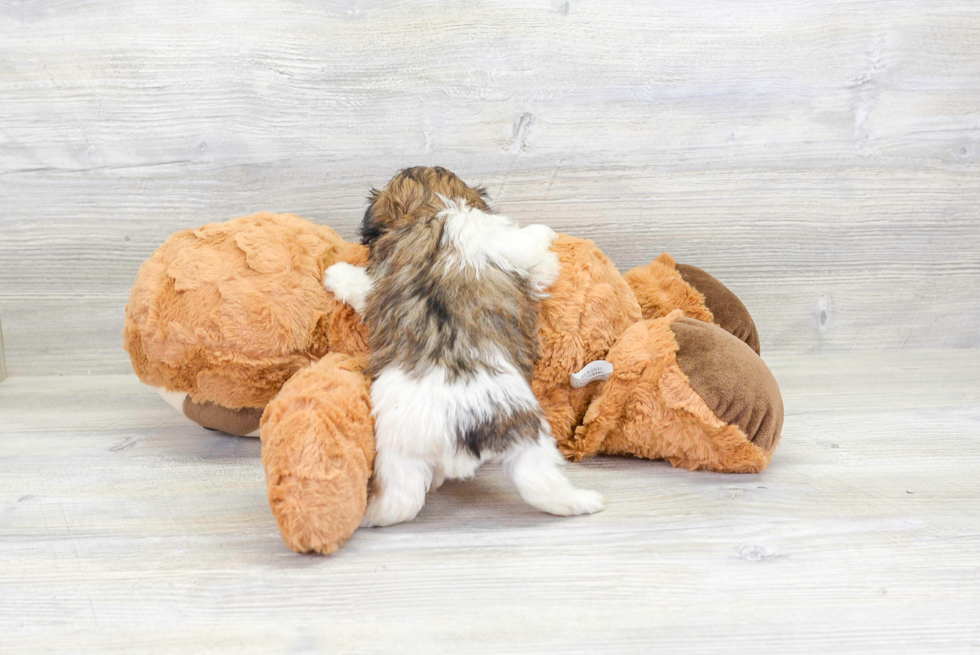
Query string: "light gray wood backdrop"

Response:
xmin=1 ymin=0 xmax=978 ymax=375
xmin=0 ymin=316 xmax=7 ymax=382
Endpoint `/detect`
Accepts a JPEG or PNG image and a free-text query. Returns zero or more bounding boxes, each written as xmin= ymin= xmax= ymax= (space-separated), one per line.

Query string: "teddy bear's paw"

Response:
xmin=323 ymin=262 xmax=373 ymax=314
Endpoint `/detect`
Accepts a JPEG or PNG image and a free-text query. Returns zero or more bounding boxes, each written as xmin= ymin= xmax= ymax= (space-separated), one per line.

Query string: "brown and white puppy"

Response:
xmin=324 ymin=167 xmax=605 ymax=527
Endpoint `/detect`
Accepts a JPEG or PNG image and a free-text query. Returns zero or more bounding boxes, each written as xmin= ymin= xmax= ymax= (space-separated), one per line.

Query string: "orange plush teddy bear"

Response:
xmin=124 ymin=167 xmax=783 ymax=554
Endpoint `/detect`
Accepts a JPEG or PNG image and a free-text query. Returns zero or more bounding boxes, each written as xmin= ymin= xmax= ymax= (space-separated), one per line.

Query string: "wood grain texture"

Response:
xmin=0 ymin=315 xmax=7 ymax=382
xmin=1 ymin=0 xmax=979 ymax=375
xmin=1 ymin=350 xmax=979 ymax=653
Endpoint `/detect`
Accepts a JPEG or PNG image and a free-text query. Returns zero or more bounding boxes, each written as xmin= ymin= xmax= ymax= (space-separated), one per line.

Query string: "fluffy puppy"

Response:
xmin=324 ymin=167 xmax=605 ymax=527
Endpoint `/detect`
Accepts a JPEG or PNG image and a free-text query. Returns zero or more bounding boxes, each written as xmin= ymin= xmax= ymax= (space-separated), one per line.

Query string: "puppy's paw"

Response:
xmin=323 ymin=262 xmax=362 ymax=296
xmin=522 ymin=223 xmax=559 ymax=248
xmin=542 ymin=488 xmax=606 ymax=517
xmin=323 ymin=262 xmax=372 ymax=314
xmin=529 ymin=251 xmax=561 ymax=298
xmin=359 ymin=501 xmax=391 ymax=528
xmin=428 ymin=469 xmax=447 ymax=492
xmin=359 ymin=494 xmax=423 ymax=528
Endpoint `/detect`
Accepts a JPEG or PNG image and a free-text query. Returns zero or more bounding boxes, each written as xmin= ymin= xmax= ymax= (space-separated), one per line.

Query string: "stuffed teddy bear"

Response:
xmin=124 ymin=167 xmax=783 ymax=555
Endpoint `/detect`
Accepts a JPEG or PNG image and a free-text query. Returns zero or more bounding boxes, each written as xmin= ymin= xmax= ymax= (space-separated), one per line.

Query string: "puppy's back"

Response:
xmin=365 ymin=213 xmax=539 ymax=383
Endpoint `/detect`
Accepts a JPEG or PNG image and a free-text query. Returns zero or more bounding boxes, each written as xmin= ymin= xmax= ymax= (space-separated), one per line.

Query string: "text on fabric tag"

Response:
xmin=570 ymin=360 xmax=613 ymax=388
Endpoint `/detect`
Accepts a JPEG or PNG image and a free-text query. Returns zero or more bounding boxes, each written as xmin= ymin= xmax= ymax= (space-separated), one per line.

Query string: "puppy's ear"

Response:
xmin=473 ymin=186 xmax=491 ymax=211
xmin=360 ymin=189 xmax=389 ymax=245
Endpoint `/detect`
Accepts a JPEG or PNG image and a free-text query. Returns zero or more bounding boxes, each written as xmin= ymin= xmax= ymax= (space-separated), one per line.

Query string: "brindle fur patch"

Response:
xmin=460 ymin=408 xmax=542 ymax=458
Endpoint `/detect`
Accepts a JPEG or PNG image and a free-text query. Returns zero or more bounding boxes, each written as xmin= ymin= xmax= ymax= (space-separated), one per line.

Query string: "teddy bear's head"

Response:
xmin=123 ymin=212 xmax=369 ymax=435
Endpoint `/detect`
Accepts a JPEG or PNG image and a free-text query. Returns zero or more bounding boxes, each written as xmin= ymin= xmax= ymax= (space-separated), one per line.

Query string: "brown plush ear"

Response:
xmin=674 ymin=264 xmax=760 ymax=355
xmin=624 ymin=253 xmax=761 ymax=355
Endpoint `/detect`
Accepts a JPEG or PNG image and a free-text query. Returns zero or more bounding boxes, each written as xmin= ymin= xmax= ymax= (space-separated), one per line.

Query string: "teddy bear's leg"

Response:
xmin=570 ymin=310 xmax=783 ymax=473
xmin=624 ymin=253 xmax=760 ymax=354
xmin=260 ymin=353 xmax=375 ymax=554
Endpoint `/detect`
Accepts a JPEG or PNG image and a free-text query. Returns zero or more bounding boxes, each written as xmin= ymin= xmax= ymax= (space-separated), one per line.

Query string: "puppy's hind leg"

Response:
xmin=502 ymin=426 xmax=605 ymax=517
xmin=361 ymin=451 xmax=432 ymax=528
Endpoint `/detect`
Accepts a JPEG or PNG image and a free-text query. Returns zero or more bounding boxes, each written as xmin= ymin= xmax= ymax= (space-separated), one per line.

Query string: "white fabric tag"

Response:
xmin=570 ymin=360 xmax=613 ymax=388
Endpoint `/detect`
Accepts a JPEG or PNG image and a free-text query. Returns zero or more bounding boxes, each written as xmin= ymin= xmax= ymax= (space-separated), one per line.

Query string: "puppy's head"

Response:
xmin=360 ymin=166 xmax=489 ymax=245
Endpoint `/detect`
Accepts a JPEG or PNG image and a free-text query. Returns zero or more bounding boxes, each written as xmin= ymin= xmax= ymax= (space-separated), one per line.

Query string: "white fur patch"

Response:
xmin=364 ymin=361 xmax=529 ymax=527
xmin=438 ymin=198 xmax=560 ymax=297
xmin=370 ymin=353 xmax=538 ymax=473
xmin=323 ymin=262 xmax=374 ymax=314
xmin=527 ymin=249 xmax=561 ymax=299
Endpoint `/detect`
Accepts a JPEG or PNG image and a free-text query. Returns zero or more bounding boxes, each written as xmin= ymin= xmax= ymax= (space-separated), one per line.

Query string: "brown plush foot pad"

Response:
xmin=570 ymin=310 xmax=781 ymax=473
xmin=261 ymin=353 xmax=374 ymax=554
xmin=182 ymin=397 xmax=263 ymax=436
xmin=672 ymin=317 xmax=782 ymax=452
xmin=675 ymin=264 xmax=760 ymax=355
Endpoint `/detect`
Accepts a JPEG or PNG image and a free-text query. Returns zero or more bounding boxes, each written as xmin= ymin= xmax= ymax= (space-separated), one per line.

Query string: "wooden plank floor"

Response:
xmin=1 ymin=351 xmax=979 ymax=654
